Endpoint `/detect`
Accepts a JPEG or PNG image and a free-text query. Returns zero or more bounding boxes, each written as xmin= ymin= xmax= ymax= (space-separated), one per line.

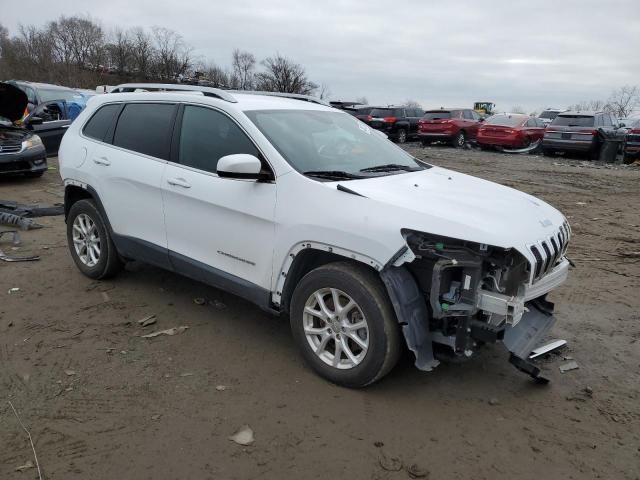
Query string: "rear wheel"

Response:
xmin=396 ymin=129 xmax=407 ymax=144
xmin=289 ymin=262 xmax=401 ymax=388
xmin=66 ymin=199 xmax=122 ymax=279
xmin=453 ymin=131 xmax=466 ymax=148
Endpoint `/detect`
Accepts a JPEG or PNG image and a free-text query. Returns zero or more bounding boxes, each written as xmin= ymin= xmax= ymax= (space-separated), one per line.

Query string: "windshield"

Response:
xmin=552 ymin=115 xmax=595 ymax=127
xmin=38 ymin=88 xmax=83 ymax=103
xmin=245 ymin=109 xmax=427 ymax=178
xmin=485 ymin=115 xmax=526 ymax=126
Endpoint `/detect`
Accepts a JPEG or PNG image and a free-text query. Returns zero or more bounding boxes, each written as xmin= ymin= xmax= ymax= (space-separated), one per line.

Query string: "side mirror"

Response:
xmin=478 ymin=117 xmax=485 ymax=122
xmin=217 ymin=154 xmax=264 ymax=180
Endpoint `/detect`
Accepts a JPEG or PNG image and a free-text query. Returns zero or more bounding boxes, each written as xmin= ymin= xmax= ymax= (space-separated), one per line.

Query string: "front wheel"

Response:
xmin=395 ymin=129 xmax=407 ymax=144
xmin=289 ymin=262 xmax=401 ymax=388
xmin=66 ymin=199 xmax=123 ymax=279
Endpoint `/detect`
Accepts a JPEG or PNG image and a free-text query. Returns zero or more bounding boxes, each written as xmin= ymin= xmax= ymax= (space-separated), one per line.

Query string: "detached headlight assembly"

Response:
xmin=22 ymin=135 xmax=43 ymax=151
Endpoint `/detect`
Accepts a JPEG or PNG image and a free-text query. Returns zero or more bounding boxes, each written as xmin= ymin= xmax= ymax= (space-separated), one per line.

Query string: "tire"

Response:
xmin=289 ymin=262 xmax=401 ymax=388
xmin=396 ymin=129 xmax=407 ymax=144
xmin=542 ymin=148 xmax=556 ymax=157
xmin=66 ymin=199 xmax=122 ymax=279
xmin=453 ymin=131 xmax=466 ymax=149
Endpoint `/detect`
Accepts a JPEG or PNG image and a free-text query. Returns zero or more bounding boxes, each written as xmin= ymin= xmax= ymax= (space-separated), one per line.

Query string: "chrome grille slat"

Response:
xmin=529 ymin=222 xmax=571 ymax=283
xmin=0 ymin=142 xmax=22 ymax=154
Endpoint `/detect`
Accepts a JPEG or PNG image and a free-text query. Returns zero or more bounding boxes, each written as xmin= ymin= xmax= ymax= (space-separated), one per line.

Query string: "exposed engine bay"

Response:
xmin=381 ymin=229 xmax=571 ymax=383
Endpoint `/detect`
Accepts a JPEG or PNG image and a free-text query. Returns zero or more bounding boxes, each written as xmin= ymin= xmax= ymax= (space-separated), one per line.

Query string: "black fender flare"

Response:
xmin=380 ymin=265 xmax=440 ymax=371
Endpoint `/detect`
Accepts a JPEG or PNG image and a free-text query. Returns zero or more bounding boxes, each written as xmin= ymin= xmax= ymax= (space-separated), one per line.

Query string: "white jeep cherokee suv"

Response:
xmin=59 ymin=84 xmax=571 ymax=387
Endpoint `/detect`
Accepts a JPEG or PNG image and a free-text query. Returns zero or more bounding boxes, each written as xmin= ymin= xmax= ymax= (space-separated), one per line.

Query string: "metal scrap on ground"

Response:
xmin=141 ymin=326 xmax=189 ymax=338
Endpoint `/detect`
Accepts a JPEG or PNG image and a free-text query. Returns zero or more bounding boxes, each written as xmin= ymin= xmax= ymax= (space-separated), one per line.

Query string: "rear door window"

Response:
xmin=113 ymin=103 xmax=176 ymax=160
xmin=178 ymin=105 xmax=261 ymax=174
xmin=82 ymin=104 xmax=121 ymax=142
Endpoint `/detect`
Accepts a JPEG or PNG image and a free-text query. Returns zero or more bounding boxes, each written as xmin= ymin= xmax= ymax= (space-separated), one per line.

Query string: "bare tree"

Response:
xmin=355 ymin=96 xmax=368 ymax=105
xmin=510 ymin=105 xmax=525 ymax=114
xmin=567 ymin=99 xmax=608 ymax=112
xmin=255 ymin=54 xmax=318 ymax=95
xmin=405 ymin=99 xmax=422 ymax=109
xmin=152 ymin=26 xmax=191 ymax=81
xmin=131 ymin=27 xmax=154 ymax=80
xmin=231 ymin=49 xmax=256 ymax=90
xmin=205 ymin=63 xmax=231 ymax=87
xmin=607 ymin=85 xmax=639 ymax=118
xmin=317 ymin=82 xmax=331 ymax=100
xmin=109 ymin=28 xmax=134 ymax=75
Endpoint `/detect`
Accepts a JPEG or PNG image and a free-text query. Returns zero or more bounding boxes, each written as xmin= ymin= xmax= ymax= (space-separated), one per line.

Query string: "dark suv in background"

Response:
xmin=366 ymin=106 xmax=424 ymax=143
xmin=418 ymin=108 xmax=483 ymax=148
xmin=542 ymin=111 xmax=619 ymax=158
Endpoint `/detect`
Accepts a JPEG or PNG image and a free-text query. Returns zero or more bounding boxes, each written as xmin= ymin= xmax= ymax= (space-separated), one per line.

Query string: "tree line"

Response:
xmin=0 ymin=15 xmax=321 ymax=95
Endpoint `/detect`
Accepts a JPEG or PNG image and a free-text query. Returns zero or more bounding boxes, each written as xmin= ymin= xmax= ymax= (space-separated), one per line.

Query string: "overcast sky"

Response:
xmin=2 ymin=0 xmax=639 ymax=112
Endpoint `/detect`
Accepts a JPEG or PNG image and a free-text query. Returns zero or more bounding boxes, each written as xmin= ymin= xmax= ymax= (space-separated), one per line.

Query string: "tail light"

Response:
xmin=366 ymin=115 xmax=373 ymax=122
xmin=384 ymin=116 xmax=397 ymax=123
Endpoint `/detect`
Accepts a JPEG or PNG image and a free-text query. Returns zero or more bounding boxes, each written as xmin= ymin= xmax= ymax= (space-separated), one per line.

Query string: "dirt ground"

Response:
xmin=1 ymin=146 xmax=639 ymax=480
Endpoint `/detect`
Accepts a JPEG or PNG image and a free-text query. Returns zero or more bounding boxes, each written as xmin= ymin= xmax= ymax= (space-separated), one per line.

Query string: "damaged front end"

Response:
xmin=381 ymin=229 xmax=570 ymax=383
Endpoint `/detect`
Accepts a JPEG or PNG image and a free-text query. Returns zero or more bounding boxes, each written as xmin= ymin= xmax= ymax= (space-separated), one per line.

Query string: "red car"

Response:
xmin=477 ymin=114 xmax=546 ymax=149
xmin=418 ymin=108 xmax=483 ymax=148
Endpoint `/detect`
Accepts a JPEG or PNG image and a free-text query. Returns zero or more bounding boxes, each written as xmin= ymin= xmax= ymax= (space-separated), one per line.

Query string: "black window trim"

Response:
xmin=79 ymin=100 xmax=179 ymax=163
xmin=169 ymin=102 xmax=275 ymax=182
xmin=81 ymin=102 xmax=124 ymax=143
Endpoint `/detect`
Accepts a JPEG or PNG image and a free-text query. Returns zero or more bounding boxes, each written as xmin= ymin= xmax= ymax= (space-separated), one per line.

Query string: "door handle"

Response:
xmin=167 ymin=177 xmax=191 ymax=188
xmin=93 ymin=156 xmax=111 ymax=166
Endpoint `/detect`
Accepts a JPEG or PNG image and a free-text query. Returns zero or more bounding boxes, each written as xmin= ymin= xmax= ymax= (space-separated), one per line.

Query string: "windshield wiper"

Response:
xmin=359 ymin=163 xmax=422 ymax=173
xmin=303 ymin=170 xmax=365 ymax=180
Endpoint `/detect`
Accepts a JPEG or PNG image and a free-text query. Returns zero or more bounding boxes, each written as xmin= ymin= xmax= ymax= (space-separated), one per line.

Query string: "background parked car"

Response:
xmin=538 ymin=108 xmax=564 ymax=126
xmin=344 ymin=105 xmax=380 ymax=123
xmin=418 ymin=108 xmax=483 ymax=148
xmin=542 ymin=111 xmax=619 ymax=159
xmin=5 ymin=81 xmax=85 ymax=155
xmin=0 ymin=82 xmax=47 ymax=177
xmin=623 ymin=119 xmax=640 ymax=164
xmin=477 ymin=114 xmax=546 ymax=150
xmin=366 ymin=106 xmax=424 ymax=143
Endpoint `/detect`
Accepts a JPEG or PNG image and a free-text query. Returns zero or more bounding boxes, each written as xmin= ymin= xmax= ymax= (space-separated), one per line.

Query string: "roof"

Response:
xmin=558 ymin=111 xmax=602 ymax=116
xmin=9 ymin=80 xmax=76 ymax=91
xmin=425 ymin=108 xmax=467 ymax=112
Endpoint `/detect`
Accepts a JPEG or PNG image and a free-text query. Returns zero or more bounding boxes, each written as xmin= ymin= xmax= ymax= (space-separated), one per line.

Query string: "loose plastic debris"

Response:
xmin=529 ymin=339 xmax=567 ymax=359
xmin=137 ymin=315 xmax=157 ymax=327
xmin=559 ymin=360 xmax=579 ymax=373
xmin=15 ymin=460 xmax=34 ymax=472
xmin=141 ymin=326 xmax=189 ymax=338
xmin=229 ymin=425 xmax=254 ymax=446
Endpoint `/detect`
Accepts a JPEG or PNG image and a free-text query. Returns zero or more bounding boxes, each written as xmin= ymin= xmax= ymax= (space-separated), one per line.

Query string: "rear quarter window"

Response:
xmin=82 ymin=104 xmax=121 ymax=142
xmin=113 ymin=103 xmax=176 ymax=160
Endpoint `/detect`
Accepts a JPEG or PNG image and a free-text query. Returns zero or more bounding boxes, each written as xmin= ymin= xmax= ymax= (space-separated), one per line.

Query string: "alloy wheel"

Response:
xmin=302 ymin=288 xmax=370 ymax=369
xmin=72 ymin=213 xmax=101 ymax=267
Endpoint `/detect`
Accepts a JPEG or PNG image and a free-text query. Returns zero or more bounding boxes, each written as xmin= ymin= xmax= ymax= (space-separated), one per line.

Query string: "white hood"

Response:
xmin=345 ymin=166 xmax=566 ymax=253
